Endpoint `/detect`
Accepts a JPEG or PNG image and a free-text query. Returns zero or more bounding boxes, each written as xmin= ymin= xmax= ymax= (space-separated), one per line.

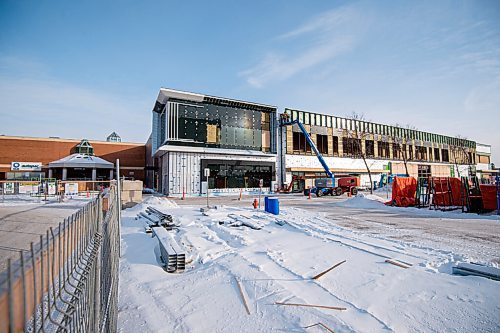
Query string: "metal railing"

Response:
xmin=0 ymin=185 xmax=120 ymax=332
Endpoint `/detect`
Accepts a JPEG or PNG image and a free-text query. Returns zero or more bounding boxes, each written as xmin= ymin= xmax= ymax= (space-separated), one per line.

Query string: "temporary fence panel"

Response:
xmin=0 ymin=185 xmax=120 ymax=333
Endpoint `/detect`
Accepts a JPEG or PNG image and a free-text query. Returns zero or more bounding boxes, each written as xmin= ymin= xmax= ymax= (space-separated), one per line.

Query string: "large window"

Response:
xmin=434 ymin=148 xmax=440 ymax=161
xmin=415 ymin=146 xmax=427 ymax=160
xmin=343 ymin=137 xmax=362 ymax=157
xmin=365 ymin=140 xmax=375 ymax=157
xmin=393 ymin=143 xmax=402 ymax=159
xmin=442 ymin=149 xmax=449 ymax=162
xmin=418 ymin=165 xmax=431 ymax=179
xmin=333 ymin=136 xmax=339 ymax=156
xmin=316 ymin=134 xmax=328 ymax=154
xmin=203 ymin=160 xmax=274 ymax=189
xmin=378 ymin=141 xmax=390 ymax=158
xmin=478 ymin=155 xmax=490 ymax=164
xmin=293 ymin=132 xmax=311 ymax=153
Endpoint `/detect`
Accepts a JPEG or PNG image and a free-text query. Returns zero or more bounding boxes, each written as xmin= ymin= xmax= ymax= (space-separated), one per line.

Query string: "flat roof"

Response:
xmin=0 ymin=135 xmax=145 ymax=146
xmin=155 ymin=87 xmax=277 ymax=112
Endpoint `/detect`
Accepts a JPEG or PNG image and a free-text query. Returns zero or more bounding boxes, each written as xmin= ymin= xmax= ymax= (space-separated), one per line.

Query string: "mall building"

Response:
xmin=148 ymin=88 xmax=496 ymax=195
xmin=0 ymin=135 xmax=146 ymax=182
xmin=279 ymin=108 xmax=494 ymax=191
xmin=0 ymin=88 xmax=495 ymax=195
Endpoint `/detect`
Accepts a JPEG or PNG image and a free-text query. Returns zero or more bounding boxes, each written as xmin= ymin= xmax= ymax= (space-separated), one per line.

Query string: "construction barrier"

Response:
xmin=386 ymin=177 xmax=417 ymax=207
xmin=432 ymin=177 xmax=462 ymax=207
xmin=479 ymin=185 xmax=498 ymax=211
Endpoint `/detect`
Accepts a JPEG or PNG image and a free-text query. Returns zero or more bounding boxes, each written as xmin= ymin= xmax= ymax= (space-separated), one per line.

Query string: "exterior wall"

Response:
xmin=158 ymin=150 xmax=276 ymax=195
xmin=284 ymin=154 xmax=389 ymax=188
xmin=0 ymin=136 xmax=146 ymax=180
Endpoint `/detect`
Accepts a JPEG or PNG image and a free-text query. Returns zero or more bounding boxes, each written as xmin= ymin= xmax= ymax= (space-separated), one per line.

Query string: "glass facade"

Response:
xmin=201 ymin=159 xmax=275 ymax=189
xmin=158 ymin=98 xmax=275 ymax=152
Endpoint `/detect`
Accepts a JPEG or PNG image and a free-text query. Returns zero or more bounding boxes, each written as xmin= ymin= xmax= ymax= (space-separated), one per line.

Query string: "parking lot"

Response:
xmin=0 ymin=198 xmax=89 ymax=272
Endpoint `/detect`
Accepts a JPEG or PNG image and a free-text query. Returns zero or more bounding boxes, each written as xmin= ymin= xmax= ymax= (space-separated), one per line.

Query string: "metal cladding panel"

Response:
xmin=165 ymin=151 xmax=276 ymax=195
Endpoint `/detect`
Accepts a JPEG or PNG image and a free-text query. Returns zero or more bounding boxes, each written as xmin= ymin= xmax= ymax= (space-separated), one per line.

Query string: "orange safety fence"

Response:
xmin=386 ymin=177 xmax=417 ymax=207
xmin=432 ymin=177 xmax=462 ymax=206
xmin=480 ymin=185 xmax=498 ymax=211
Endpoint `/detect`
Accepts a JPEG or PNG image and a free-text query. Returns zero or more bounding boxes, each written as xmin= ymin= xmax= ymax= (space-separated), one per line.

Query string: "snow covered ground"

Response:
xmin=118 ymin=196 xmax=500 ymax=333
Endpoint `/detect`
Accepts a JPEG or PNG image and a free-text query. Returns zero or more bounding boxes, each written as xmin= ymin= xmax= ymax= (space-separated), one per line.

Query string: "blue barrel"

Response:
xmin=267 ymin=197 xmax=279 ymax=215
xmin=264 ymin=196 xmax=269 ymax=212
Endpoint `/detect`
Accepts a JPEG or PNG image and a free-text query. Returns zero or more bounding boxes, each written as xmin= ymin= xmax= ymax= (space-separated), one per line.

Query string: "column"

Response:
xmin=48 ymin=169 xmax=53 ymax=178
xmin=92 ymin=168 xmax=97 ymax=181
xmin=62 ymin=168 xmax=67 ymax=180
xmin=109 ymin=169 xmax=114 ymax=180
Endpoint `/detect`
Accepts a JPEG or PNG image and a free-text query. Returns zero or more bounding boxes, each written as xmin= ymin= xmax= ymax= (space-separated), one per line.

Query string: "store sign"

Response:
xmin=11 ymin=162 xmax=42 ymax=171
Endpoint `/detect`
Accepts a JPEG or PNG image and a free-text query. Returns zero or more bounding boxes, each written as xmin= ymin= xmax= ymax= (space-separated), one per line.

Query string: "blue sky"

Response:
xmin=1 ymin=1 xmax=499 ymax=163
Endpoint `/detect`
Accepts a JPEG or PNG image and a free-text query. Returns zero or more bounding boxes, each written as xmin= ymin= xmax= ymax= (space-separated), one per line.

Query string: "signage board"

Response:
xmin=65 ymin=183 xmax=79 ymax=195
xmin=4 ymin=182 xmax=15 ymax=194
xmin=11 ymin=162 xmax=42 ymax=171
xmin=48 ymin=182 xmax=56 ymax=195
xmin=19 ymin=182 xmax=37 ymax=194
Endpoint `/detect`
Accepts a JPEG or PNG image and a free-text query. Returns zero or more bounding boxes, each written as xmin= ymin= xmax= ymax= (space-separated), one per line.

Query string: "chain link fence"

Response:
xmin=0 ymin=185 xmax=120 ymax=332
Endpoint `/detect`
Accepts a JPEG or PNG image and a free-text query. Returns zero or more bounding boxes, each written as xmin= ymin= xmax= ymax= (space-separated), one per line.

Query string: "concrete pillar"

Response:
xmin=92 ymin=168 xmax=97 ymax=181
xmin=109 ymin=169 xmax=114 ymax=180
xmin=62 ymin=168 xmax=67 ymax=180
xmin=48 ymin=169 xmax=53 ymax=179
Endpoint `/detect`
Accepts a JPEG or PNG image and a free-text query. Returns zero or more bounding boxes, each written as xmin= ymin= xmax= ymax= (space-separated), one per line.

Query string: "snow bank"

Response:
xmin=118 ymin=199 xmax=500 ymax=332
xmin=142 ymin=196 xmax=179 ymax=208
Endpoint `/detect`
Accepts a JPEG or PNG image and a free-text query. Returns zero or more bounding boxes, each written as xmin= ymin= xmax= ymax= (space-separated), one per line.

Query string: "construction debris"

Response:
xmin=275 ymin=302 xmax=346 ymax=311
xmin=152 ymin=226 xmax=186 ymax=272
xmin=235 ymin=278 xmax=251 ymax=315
xmin=228 ymin=214 xmax=262 ymax=230
xmin=385 ymin=259 xmax=411 ymax=269
xmin=312 ymin=260 xmax=346 ymax=280
xmin=303 ymin=322 xmax=335 ymax=332
xmin=452 ymin=263 xmax=500 ymax=281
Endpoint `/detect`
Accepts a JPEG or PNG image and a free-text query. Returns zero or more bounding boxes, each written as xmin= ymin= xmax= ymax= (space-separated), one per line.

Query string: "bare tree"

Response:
xmin=450 ymin=135 xmax=473 ymax=178
xmin=392 ymin=123 xmax=417 ymax=176
xmin=346 ymin=112 xmax=374 ymax=194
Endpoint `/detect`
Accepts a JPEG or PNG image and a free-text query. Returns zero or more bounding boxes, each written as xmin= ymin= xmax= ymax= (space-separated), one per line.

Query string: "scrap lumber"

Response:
xmin=304 ymin=322 xmax=335 ymax=332
xmin=452 ymin=263 xmax=500 ymax=281
xmin=235 ymin=278 xmax=251 ymax=315
xmin=385 ymin=259 xmax=410 ymax=269
xmin=228 ymin=214 xmax=262 ymax=230
xmin=312 ymin=260 xmax=346 ymax=280
xmin=275 ymin=302 xmax=346 ymax=311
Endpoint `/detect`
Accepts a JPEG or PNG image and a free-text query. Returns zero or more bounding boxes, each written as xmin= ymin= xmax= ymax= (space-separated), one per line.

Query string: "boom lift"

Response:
xmin=280 ymin=115 xmax=359 ymax=197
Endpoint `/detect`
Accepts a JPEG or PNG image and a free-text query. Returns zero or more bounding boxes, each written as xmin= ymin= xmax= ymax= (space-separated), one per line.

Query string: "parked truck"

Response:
xmin=280 ymin=114 xmax=359 ymax=198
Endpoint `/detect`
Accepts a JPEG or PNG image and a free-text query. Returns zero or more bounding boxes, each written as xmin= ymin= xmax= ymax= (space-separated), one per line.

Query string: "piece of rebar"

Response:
xmin=312 ymin=260 xmax=347 ymax=280
xmin=235 ymin=278 xmax=251 ymax=315
xmin=275 ymin=302 xmax=346 ymax=311
xmin=385 ymin=259 xmax=410 ymax=269
xmin=304 ymin=322 xmax=336 ymax=332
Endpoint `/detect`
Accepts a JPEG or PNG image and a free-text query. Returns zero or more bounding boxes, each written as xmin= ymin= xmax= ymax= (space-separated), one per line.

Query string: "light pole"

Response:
xmin=204 ymin=168 xmax=210 ymax=208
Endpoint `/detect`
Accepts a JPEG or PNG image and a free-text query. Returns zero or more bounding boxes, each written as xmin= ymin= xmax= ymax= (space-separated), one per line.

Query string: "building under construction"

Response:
xmin=149 ymin=88 xmax=495 ymax=195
